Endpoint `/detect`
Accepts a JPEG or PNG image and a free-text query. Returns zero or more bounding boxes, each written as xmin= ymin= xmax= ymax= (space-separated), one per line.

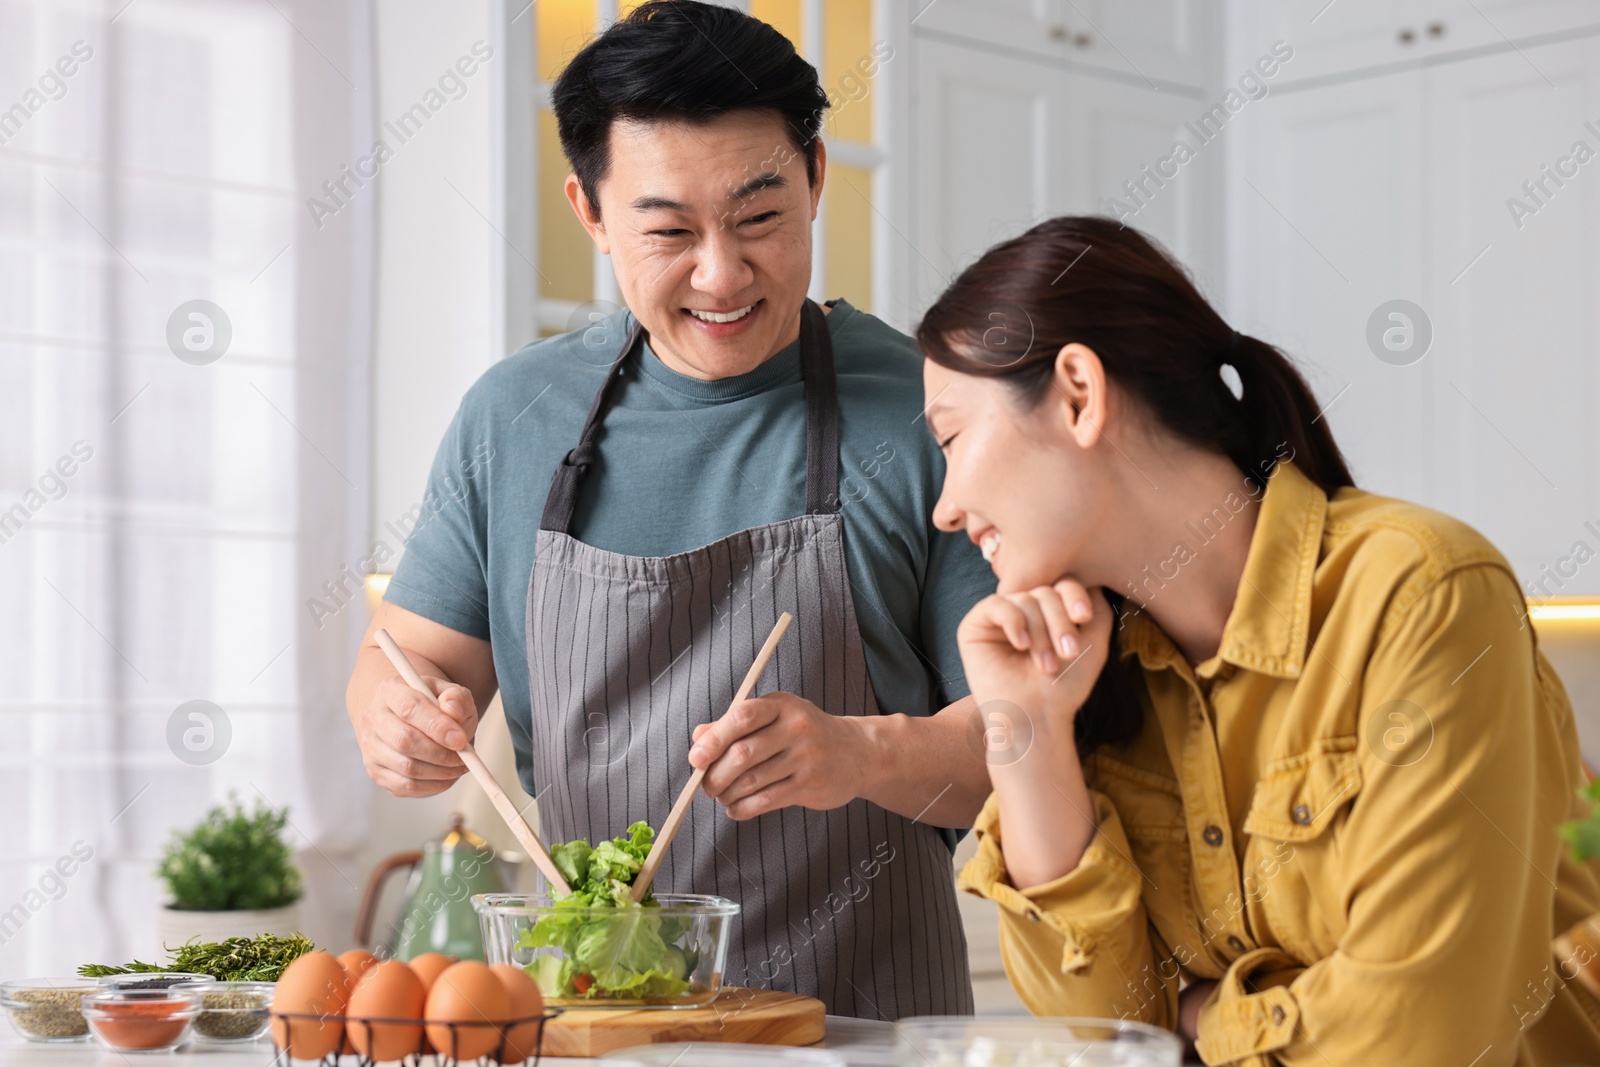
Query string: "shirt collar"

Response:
xmin=1118 ymin=460 xmax=1327 ymax=680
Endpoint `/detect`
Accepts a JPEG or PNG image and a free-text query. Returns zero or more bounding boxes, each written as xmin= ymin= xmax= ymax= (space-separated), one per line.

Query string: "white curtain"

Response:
xmin=0 ymin=0 xmax=375 ymax=974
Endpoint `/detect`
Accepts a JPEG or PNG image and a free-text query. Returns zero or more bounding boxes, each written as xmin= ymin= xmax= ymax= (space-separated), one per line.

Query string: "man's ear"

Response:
xmin=809 ymin=138 xmax=827 ymax=222
xmin=564 ymin=174 xmax=610 ymax=254
xmin=1052 ymin=342 xmax=1108 ymax=449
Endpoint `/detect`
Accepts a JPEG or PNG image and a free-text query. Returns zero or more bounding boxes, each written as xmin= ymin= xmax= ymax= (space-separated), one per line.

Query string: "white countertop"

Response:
xmin=0 ymin=1016 xmax=898 ymax=1066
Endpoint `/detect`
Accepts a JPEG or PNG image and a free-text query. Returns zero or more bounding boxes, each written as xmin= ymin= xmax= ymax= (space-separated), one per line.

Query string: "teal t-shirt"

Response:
xmin=385 ymin=300 xmax=997 ymax=803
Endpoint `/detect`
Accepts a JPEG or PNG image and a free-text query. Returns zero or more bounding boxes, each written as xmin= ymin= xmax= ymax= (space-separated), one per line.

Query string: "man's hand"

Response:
xmin=688 ymin=692 xmax=867 ymax=820
xmin=346 ymin=603 xmax=498 ymax=799
xmin=353 ymin=673 xmax=478 ymax=798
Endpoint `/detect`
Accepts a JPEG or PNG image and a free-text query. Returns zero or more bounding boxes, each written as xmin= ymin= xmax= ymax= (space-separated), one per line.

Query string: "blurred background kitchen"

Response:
xmin=3 ymin=0 xmax=1598 ymax=1015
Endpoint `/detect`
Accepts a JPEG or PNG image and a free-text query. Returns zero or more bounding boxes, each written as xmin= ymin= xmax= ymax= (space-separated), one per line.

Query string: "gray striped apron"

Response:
xmin=523 ymin=300 xmax=972 ymax=1019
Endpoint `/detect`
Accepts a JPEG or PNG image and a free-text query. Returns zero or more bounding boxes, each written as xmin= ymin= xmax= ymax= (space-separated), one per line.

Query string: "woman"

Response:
xmin=921 ymin=216 xmax=1600 ymax=1065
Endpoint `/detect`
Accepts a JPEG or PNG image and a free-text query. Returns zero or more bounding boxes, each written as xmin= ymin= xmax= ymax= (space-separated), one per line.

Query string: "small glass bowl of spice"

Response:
xmin=81 ymin=988 xmax=203 ymax=1053
xmin=187 ymin=980 xmax=274 ymax=1044
xmin=98 ymin=971 xmax=213 ymax=992
xmin=0 ymin=977 xmax=102 ymax=1042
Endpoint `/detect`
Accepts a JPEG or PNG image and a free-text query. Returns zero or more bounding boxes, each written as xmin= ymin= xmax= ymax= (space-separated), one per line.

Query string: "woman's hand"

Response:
xmin=957 ymin=580 xmax=1113 ymax=726
xmin=1178 ymin=978 xmax=1217 ymax=1051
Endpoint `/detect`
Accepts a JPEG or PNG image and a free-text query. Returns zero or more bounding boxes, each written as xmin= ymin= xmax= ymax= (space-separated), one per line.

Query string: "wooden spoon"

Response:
xmin=630 ymin=612 xmax=794 ymax=903
xmin=373 ymin=628 xmax=571 ymax=895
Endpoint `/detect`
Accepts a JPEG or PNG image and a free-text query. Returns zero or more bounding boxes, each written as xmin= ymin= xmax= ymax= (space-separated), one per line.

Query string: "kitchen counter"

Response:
xmin=0 ymin=1016 xmax=898 ymax=1066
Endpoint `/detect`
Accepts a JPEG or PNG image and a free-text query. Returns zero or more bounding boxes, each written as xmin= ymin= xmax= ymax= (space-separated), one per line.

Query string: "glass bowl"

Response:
xmin=475 ymin=892 xmax=738 ymax=1010
xmin=98 ymin=971 xmax=214 ymax=992
xmin=895 ymin=1017 xmax=1182 ymax=1067
xmin=81 ymin=988 xmax=203 ymax=1053
xmin=0 ymin=977 xmax=103 ymax=1042
xmin=186 ymin=980 xmax=274 ymax=1044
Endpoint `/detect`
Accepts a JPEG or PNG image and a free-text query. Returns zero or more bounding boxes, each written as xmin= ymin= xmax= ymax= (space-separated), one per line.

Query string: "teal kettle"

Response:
xmin=355 ymin=814 xmax=513 ymax=960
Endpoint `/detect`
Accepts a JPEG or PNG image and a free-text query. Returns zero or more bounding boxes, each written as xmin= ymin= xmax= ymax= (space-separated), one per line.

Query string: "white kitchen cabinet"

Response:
xmin=1227 ymin=30 xmax=1600 ymax=591
xmin=910 ymin=0 xmax=1210 ymax=87
xmin=1063 ymin=0 xmax=1212 ymax=88
xmin=1231 ymin=0 xmax=1600 ymax=86
xmin=909 ymin=0 xmax=1070 ymax=62
xmin=1424 ymin=37 xmax=1600 ymax=587
xmin=909 ymin=32 xmax=1217 ymax=320
xmin=1225 ymin=68 xmax=1431 ymax=504
xmin=910 ymin=36 xmax=1070 ymax=313
xmin=1062 ymin=69 xmax=1219 ymax=285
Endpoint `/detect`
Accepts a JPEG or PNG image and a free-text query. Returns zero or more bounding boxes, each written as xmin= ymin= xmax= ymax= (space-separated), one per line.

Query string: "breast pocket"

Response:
xmin=1242 ymin=740 xmax=1363 ymax=963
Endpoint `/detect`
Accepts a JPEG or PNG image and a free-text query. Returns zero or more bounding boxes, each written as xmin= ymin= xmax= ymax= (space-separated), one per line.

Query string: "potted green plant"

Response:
xmin=155 ymin=795 xmax=304 ymax=950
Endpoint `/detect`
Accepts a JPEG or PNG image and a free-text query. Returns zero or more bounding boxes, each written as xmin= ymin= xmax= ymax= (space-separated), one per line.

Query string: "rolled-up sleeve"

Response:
xmin=1196 ymin=564 xmax=1564 ymax=1067
xmin=958 ymin=788 xmax=1177 ymax=1026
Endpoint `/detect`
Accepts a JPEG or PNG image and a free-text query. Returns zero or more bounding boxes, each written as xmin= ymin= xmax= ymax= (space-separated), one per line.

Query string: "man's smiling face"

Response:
xmin=565 ymin=109 xmax=825 ymax=380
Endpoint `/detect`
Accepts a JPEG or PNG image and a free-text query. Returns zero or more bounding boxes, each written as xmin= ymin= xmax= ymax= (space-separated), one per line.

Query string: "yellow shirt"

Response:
xmin=959 ymin=461 xmax=1600 ymax=1066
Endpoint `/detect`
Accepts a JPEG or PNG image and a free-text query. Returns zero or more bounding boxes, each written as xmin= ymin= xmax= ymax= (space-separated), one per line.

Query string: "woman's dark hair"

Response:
xmin=551 ymin=1 xmax=829 ymax=215
xmin=918 ymin=215 xmax=1355 ymax=753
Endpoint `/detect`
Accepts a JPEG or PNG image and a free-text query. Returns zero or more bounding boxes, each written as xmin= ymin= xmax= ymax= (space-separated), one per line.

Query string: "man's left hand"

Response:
xmin=689 ymin=692 xmax=865 ymax=819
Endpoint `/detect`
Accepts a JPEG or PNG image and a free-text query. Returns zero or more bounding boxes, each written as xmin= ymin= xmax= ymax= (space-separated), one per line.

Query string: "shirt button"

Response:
xmin=1202 ymin=824 xmax=1225 ymax=847
xmin=1026 ymin=909 xmax=1041 ymax=923
xmin=1227 ymin=935 xmax=1246 ymax=953
xmin=1292 ymin=803 xmax=1313 ymax=826
xmin=1272 ymin=1005 xmax=1287 ymax=1025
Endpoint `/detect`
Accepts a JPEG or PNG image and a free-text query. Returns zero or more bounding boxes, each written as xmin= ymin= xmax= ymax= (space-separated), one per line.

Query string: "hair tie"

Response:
xmin=1218 ymin=330 xmax=1244 ymax=400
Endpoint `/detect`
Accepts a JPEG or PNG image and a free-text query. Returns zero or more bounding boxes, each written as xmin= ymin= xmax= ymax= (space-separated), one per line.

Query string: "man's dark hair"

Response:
xmin=551 ymin=1 xmax=830 ymax=216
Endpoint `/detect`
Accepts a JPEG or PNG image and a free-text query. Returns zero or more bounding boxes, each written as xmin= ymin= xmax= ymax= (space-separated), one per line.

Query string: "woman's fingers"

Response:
xmin=1003 ymin=592 xmax=1059 ymax=674
xmin=1029 ymin=586 xmax=1076 ymax=661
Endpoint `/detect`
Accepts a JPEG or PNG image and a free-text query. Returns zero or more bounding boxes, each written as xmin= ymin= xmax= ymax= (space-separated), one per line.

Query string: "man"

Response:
xmin=346 ymin=1 xmax=994 ymax=1018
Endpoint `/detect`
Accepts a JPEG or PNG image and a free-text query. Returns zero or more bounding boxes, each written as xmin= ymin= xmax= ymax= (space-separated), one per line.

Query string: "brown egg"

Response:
xmin=490 ymin=963 xmax=546 ymax=1064
xmin=338 ymin=949 xmax=380 ymax=984
xmin=347 ymin=960 xmax=427 ymax=1062
xmin=270 ymin=951 xmax=349 ymax=1060
xmin=405 ymin=952 xmax=458 ymax=1053
xmin=425 ymin=961 xmax=510 ymax=1062
xmin=335 ymin=950 xmax=381 ymax=1053
xmin=406 ymin=952 xmax=456 ymax=994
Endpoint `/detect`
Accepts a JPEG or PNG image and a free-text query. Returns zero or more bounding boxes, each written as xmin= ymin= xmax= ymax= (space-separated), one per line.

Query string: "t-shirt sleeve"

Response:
xmin=921 ymin=517 xmax=997 ymax=705
xmin=382 ymin=404 xmax=496 ymax=640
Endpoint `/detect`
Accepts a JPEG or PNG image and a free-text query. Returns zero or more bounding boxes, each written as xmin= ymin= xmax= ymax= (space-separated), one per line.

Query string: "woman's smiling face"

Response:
xmin=923 ymin=345 xmax=1119 ymax=596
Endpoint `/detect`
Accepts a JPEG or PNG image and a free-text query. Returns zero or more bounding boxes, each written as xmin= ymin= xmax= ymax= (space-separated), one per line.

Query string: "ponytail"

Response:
xmin=1226 ymin=332 xmax=1354 ymax=496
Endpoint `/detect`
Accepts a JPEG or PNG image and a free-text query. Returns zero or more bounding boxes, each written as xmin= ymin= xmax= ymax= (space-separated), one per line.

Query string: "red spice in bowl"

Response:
xmin=81 ymin=989 xmax=201 ymax=1052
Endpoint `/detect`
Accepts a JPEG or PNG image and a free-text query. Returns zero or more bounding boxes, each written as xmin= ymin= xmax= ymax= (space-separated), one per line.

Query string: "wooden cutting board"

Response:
xmin=539 ymin=987 xmax=826 ymax=1058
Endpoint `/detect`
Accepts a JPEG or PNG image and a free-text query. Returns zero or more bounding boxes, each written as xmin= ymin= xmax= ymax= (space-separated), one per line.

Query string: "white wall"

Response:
xmin=354 ymin=0 xmax=542 ymax=952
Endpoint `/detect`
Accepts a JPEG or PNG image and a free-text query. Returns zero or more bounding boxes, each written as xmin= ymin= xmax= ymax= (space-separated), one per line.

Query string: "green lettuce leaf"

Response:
xmin=517 ymin=822 xmax=692 ymax=999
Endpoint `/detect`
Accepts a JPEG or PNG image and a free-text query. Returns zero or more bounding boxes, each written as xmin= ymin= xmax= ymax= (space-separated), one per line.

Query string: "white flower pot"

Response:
xmin=157 ymin=902 xmax=302 ymax=951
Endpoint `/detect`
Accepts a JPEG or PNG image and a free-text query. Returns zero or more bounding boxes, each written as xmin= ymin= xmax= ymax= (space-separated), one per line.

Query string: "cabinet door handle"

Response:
xmin=1397 ymin=26 xmax=1417 ymax=45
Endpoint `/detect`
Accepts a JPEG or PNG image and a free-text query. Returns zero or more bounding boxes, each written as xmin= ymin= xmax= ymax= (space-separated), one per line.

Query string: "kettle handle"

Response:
xmin=354 ymin=850 xmax=424 ymax=949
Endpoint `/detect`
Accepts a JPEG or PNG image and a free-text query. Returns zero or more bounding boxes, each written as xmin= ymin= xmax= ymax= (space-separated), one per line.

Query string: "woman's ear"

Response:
xmin=1052 ymin=342 xmax=1107 ymax=449
xmin=564 ymin=174 xmax=610 ymax=254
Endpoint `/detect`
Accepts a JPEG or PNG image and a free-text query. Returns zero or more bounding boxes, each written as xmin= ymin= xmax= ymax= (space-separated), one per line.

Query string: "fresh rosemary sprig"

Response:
xmin=78 ymin=932 xmax=314 ymax=982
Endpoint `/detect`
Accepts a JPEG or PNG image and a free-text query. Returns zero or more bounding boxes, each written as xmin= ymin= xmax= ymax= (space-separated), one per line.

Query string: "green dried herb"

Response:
xmin=6 ymin=987 xmax=95 ymax=1038
xmin=195 ymin=990 xmax=271 ymax=1040
xmin=79 ymin=932 xmax=314 ymax=982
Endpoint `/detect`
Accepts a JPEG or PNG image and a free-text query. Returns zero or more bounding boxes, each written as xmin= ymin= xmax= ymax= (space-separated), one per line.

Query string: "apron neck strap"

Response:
xmin=539 ymin=299 xmax=841 ymax=535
